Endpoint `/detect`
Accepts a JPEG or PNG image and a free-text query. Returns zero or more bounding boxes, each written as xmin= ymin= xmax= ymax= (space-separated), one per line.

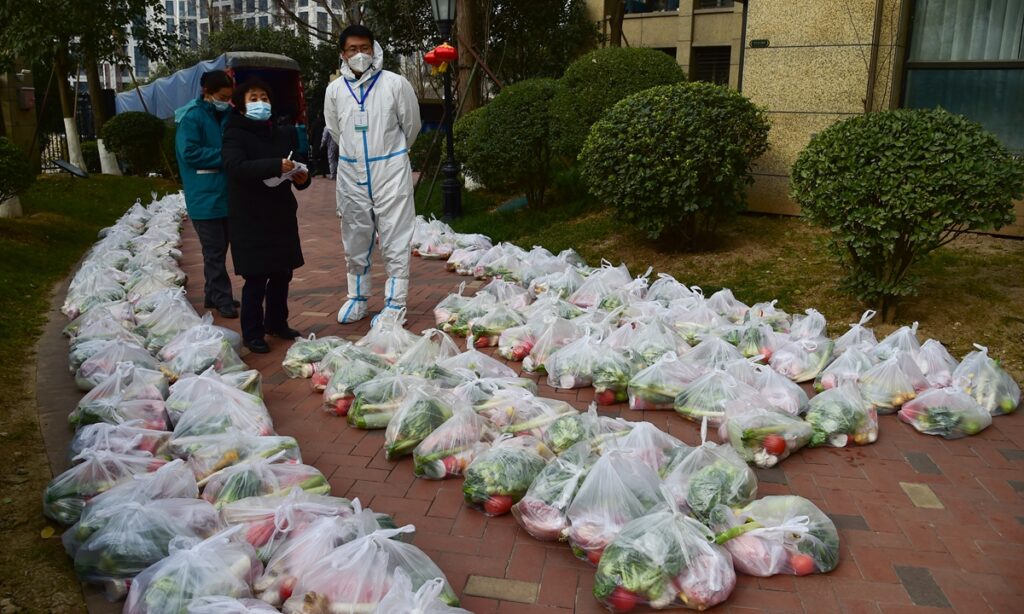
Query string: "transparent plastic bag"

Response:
xmin=833 ymin=310 xmax=878 ymax=356
xmin=628 ymin=318 xmax=690 ymax=368
xmin=628 ymin=352 xmax=704 ymax=410
xmin=734 ymin=321 xmax=780 ymax=361
xmin=188 ymin=596 xmax=279 ymax=614
xmin=446 ymin=247 xmax=485 ymax=276
xmin=519 ymin=293 xmax=585 ymax=321
xmin=898 ymin=386 xmax=992 ymax=438
xmin=463 ymin=436 xmax=552 ymax=516
xmin=394 ymin=329 xmax=461 ymax=375
xmin=159 ymin=321 xmax=246 ymax=380
xmin=70 ymin=422 xmax=171 ymax=459
xmin=789 ymin=308 xmax=827 ymax=340
xmin=565 ymin=451 xmax=662 ymax=564
xmin=69 ymin=338 xmax=118 ymax=375
xmin=752 ymin=364 xmax=809 ymax=417
xmin=43 ymin=449 xmax=165 ymax=525
xmin=721 ymin=400 xmax=813 ymax=467
xmin=706 ymin=288 xmax=749 ymax=323
xmin=598 ymin=421 xmax=682 ymax=477
xmin=597 ymin=273 xmax=650 ymax=312
xmin=542 ymin=403 xmax=630 ymax=455
xmin=545 ymin=333 xmax=603 ymax=389
xmin=804 ymin=383 xmax=878 ymax=447
xmin=568 ymin=262 xmax=632 ymax=309
xmin=384 ymin=386 xmax=460 ymax=460
xmin=662 ymin=422 xmax=757 ymax=522
xmin=859 ymin=352 xmax=928 ymax=414
xmin=74 ymin=339 xmax=159 ymax=391
xmin=167 ymin=432 xmax=301 ymax=481
xmin=646 ymin=273 xmax=695 ymax=305
xmin=512 ymin=442 xmax=595 ymax=541
xmin=282 ymin=334 xmax=348 ymax=378
xmin=477 ymin=389 xmax=576 ymax=439
xmin=680 ymin=335 xmax=744 ymax=374
xmin=63 ymin=459 xmax=199 ymax=557
xmin=871 ymin=321 xmax=921 ymax=361
xmin=529 ymin=266 xmax=585 ymax=299
xmin=441 ymin=290 xmax=497 ymax=337
xmin=413 ymin=407 xmax=495 ymax=479
xmin=167 ymin=367 xmax=264 ymax=424
xmin=201 ymin=457 xmax=329 ymax=509
xmin=665 ymin=301 xmax=725 ymax=345
xmin=311 ymin=344 xmax=386 ymax=391
xmin=745 ymin=300 xmax=791 ymax=332
xmin=438 ymin=346 xmax=516 ymax=379
xmin=592 ymin=346 xmax=636 ymax=406
xmin=468 ymin=304 xmax=527 ymax=348
xmin=674 ymin=369 xmax=762 ymax=426
xmin=496 ymin=323 xmax=537 ymax=362
xmin=813 ymin=346 xmax=875 ymax=393
xmin=70 ymin=315 xmax=146 ymax=351
xmin=281 ymin=526 xmax=459 ymax=613
xmin=433 ymin=282 xmax=470 ymax=326
xmin=713 ymin=495 xmax=839 ymax=577
xmin=915 ymin=339 xmax=958 ymax=388
xmin=72 ymin=499 xmax=222 ymax=597
xmin=63 ymin=299 xmax=135 ymax=340
xmin=124 ymin=529 xmax=263 ymax=614
xmin=322 ymin=356 xmax=387 ymax=417
xmin=480 ymin=277 xmax=532 ymax=309
xmin=355 ymin=313 xmax=420 ymax=363
xmin=173 ymin=390 xmax=275 ymax=438
xmin=452 ymin=376 xmax=538 ymax=410
xmin=347 ymin=374 xmax=423 ymax=430
xmin=62 ymin=268 xmax=128 ymax=319
xmin=952 ymin=344 xmax=1021 ymax=415
xmin=70 ymin=364 xmax=170 ymax=430
xmin=594 ymin=503 xmax=735 ymax=611
xmin=769 ymin=337 xmax=834 ymax=382
xmin=135 ymin=290 xmax=203 ymax=352
xmin=377 ymin=568 xmax=473 ymax=614
xmin=522 ymin=317 xmax=581 ymax=374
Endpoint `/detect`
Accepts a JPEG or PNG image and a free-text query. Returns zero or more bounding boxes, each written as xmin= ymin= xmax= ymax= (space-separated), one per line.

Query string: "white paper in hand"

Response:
xmin=264 ymin=161 xmax=308 ymax=188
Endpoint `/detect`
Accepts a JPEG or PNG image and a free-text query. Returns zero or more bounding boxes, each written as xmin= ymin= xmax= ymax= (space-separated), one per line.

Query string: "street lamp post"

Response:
xmin=430 ymin=0 xmax=462 ymax=220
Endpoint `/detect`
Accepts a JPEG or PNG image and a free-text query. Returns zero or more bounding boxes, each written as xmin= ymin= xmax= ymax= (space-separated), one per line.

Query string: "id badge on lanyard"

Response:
xmin=346 ymin=73 xmax=380 ymax=134
xmin=354 ymin=110 xmax=369 ymax=132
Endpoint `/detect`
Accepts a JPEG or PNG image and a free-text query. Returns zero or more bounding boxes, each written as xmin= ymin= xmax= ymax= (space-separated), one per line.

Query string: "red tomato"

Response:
xmin=790 ymin=553 xmax=816 ymax=576
xmin=332 ymin=397 xmax=353 ymax=417
xmin=474 ymin=336 xmax=491 ymax=349
xmin=483 ymin=495 xmax=514 ymax=516
xmin=442 ymin=455 xmax=462 ymax=476
xmin=762 ymin=434 xmax=787 ymax=456
xmin=607 ymin=587 xmax=639 ymax=612
xmin=511 ymin=346 xmax=530 ymax=361
xmin=596 ymin=390 xmax=617 ymax=406
xmin=311 ymin=372 xmax=329 ymax=388
xmin=586 ymin=548 xmax=603 ymax=566
xmin=279 ymin=577 xmax=296 ymax=602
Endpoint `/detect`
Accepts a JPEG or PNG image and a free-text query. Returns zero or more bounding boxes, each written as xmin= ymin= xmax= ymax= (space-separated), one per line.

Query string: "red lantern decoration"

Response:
xmin=434 ymin=43 xmax=458 ymax=62
xmin=424 ymin=49 xmax=441 ymax=66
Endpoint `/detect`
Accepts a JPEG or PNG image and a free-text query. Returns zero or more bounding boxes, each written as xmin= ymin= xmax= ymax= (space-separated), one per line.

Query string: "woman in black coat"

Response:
xmin=222 ymin=78 xmax=311 ymax=353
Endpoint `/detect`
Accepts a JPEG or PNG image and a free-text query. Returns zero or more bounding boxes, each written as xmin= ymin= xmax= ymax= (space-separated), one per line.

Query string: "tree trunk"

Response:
xmin=456 ymin=0 xmax=480 ymax=114
xmin=53 ymin=49 xmax=86 ymax=171
xmin=85 ymin=54 xmax=120 ymax=175
xmin=605 ymin=0 xmax=625 ymax=47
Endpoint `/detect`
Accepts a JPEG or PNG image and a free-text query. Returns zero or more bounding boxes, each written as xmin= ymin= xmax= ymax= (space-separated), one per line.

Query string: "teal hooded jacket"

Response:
xmin=174 ymin=97 xmax=230 ymax=220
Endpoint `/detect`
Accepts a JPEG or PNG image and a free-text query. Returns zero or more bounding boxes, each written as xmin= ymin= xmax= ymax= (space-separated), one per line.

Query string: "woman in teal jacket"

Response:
xmin=175 ymin=70 xmax=238 ymax=318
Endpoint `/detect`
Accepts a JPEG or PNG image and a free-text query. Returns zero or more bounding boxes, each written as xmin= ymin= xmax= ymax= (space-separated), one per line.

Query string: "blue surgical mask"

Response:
xmin=211 ymin=99 xmax=231 ymax=112
xmin=245 ymin=101 xmax=272 ymax=121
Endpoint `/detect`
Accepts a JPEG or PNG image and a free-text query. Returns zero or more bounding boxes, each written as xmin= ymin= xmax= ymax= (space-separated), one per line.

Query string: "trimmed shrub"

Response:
xmin=551 ymin=47 xmax=685 ymax=160
xmin=0 ymin=137 xmax=35 ymax=203
xmin=791 ymin=108 xmax=1024 ymax=320
xmin=454 ymin=78 xmax=561 ymax=207
xmin=100 ymin=111 xmax=165 ymax=175
xmin=80 ymin=140 xmax=101 ymax=173
xmin=580 ymin=82 xmax=769 ymax=248
xmin=160 ymin=121 xmax=179 ymax=179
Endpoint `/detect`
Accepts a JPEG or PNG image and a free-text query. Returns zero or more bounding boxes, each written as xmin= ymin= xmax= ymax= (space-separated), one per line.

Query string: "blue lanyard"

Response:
xmin=344 ymin=72 xmax=381 ymax=111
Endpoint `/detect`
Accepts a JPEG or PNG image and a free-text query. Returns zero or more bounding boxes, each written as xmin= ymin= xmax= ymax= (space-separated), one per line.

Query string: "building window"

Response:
xmin=187 ymin=0 xmax=196 ymax=16
xmin=258 ymin=14 xmax=269 ymax=27
xmin=317 ymin=10 xmax=328 ymax=33
xmin=258 ymin=0 xmax=267 ymax=9
xmin=166 ymin=17 xmax=176 ymax=34
xmin=134 ymin=47 xmax=150 ymax=78
xmin=299 ymin=0 xmax=308 ymax=6
xmin=625 ymin=0 xmax=679 ymax=12
xmin=165 ymin=1 xmax=174 ymax=14
xmin=246 ymin=0 xmax=255 ymax=12
xmin=246 ymin=16 xmax=255 ymax=27
xmin=903 ymin=0 xmax=1024 ymax=152
xmin=696 ymin=0 xmax=733 ymax=8
xmin=200 ymin=0 xmax=207 ymax=18
xmin=187 ymin=20 xmax=198 ymax=46
xmin=233 ymin=0 xmax=242 ymax=11
xmin=691 ymin=45 xmax=731 ymax=85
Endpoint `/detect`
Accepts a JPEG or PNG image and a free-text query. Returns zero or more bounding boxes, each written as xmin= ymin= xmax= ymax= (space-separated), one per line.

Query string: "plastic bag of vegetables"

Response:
xmin=597 ymin=273 xmax=649 ymax=312
xmin=434 ymin=283 xmax=470 ymax=327
xmin=355 ymin=312 xmax=420 ymax=362
xmin=63 ymin=299 xmax=135 ymax=340
xmin=804 ymin=383 xmax=878 ymax=448
xmin=522 ymin=317 xmax=581 ymax=374
xmin=476 ymin=388 xmax=576 ymax=439
xmin=898 ymin=387 xmax=993 ymax=438
xmin=124 ymin=528 xmax=263 ymax=614
xmin=769 ymin=337 xmax=834 ymax=382
xmin=310 ymin=344 xmax=387 ymax=391
xmin=752 ymin=363 xmax=810 ymax=416
xmin=789 ymin=308 xmax=827 ymax=340
xmin=541 ymin=404 xmax=628 ymax=455
xmin=600 ymin=421 xmax=686 ymax=475
xmin=813 ymin=346 xmax=875 ymax=393
xmin=70 ymin=385 xmax=170 ymax=432
xmin=645 ymin=273 xmax=694 ymax=305
xmin=594 ymin=503 xmax=736 ymax=611
xmin=568 ymin=262 xmax=631 ymax=309
xmin=496 ymin=323 xmax=538 ymax=362
xmin=745 ymin=300 xmax=791 ymax=332
xmin=662 ymin=424 xmax=757 ymax=523
xmin=167 ymin=368 xmax=263 ymax=422
xmin=721 ymin=400 xmax=813 ymax=468
xmin=394 ymin=328 xmax=461 ymax=375
xmin=72 ymin=499 xmax=222 ymax=599
xmin=282 ymin=334 xmax=348 ymax=378
xmin=62 ymin=459 xmax=199 ymax=557
xmin=463 ymin=436 xmax=552 ymax=516
xmin=627 ymin=318 xmax=690 ymax=369
xmin=348 ymin=374 xmax=423 ymax=429
xmin=135 ymin=294 xmax=203 ymax=353
xmin=172 ymin=391 xmax=275 ymax=438
xmin=167 ymin=431 xmax=301 ymax=481
xmin=592 ymin=347 xmax=636 ymax=406
xmin=520 ymin=293 xmax=586 ymax=322
xmin=529 ymin=266 xmax=585 ymax=299
xmin=281 ymin=526 xmax=459 ymax=613
xmin=713 ymin=495 xmax=839 ymax=577
xmin=322 ymin=355 xmax=387 ymax=417
xmin=952 ymin=344 xmax=1021 ymax=415
xmin=673 ymin=369 xmax=762 ymax=426
xmin=735 ymin=321 xmax=779 ymax=361
xmin=665 ymin=301 xmax=725 ymax=346
xmin=253 ymin=506 xmax=396 ymax=607
xmin=468 ymin=304 xmax=527 ymax=348
xmin=70 ymin=421 xmax=171 ymax=459
xmin=452 ymin=376 xmax=538 ymax=410
xmin=377 ymin=568 xmax=474 ymax=614
xmin=75 ymin=339 xmax=159 ymax=391
xmin=44 ymin=449 xmax=165 ymax=525
xmin=627 ymin=352 xmax=703 ymax=411
xmin=915 ymin=339 xmax=958 ymax=389
xmin=859 ymin=353 xmax=927 ymax=414
xmin=706 ymin=288 xmax=749 ymax=324
xmin=446 ymin=247 xmax=485 ymax=276
xmin=69 ymin=339 xmax=118 ymax=375
xmin=200 ymin=456 xmax=329 ymax=509
xmin=187 ymin=596 xmax=280 ymax=614
xmin=545 ymin=332 xmax=604 ymax=389
xmin=512 ymin=442 xmax=595 ymax=541
xmin=62 ymin=267 xmax=127 ymax=319
xmin=871 ymin=322 xmax=921 ymax=361
xmin=565 ymin=451 xmax=662 ymax=565
xmin=384 ymin=386 xmax=460 ymax=460
xmin=832 ymin=310 xmax=878 ymax=357
xmin=413 ymin=407 xmax=494 ymax=479
xmin=159 ymin=322 xmax=246 ymax=380
xmin=438 ymin=346 xmax=517 ymax=379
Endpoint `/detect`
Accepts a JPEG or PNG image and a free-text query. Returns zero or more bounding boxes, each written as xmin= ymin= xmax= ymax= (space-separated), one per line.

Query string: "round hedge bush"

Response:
xmin=454 ymin=78 xmax=561 ymax=207
xmin=580 ymin=81 xmax=769 ymax=247
xmin=0 ymin=137 xmax=35 ymax=203
xmin=551 ymin=47 xmax=685 ymax=160
xmin=100 ymin=111 xmax=166 ymax=175
xmin=791 ymin=108 xmax=1024 ymax=319
xmin=409 ymin=128 xmax=442 ymax=173
xmin=80 ymin=140 xmax=101 ymax=173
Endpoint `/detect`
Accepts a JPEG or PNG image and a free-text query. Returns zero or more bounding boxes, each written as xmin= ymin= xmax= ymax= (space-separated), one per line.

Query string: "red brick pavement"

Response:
xmin=182 ymin=177 xmax=1024 ymax=613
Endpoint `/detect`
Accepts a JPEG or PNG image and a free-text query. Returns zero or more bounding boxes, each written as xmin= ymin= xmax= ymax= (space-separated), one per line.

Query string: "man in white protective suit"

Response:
xmin=324 ymin=25 xmax=421 ymax=326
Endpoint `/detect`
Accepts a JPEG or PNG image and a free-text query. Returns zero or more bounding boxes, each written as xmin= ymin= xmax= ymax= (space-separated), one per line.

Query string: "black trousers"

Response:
xmin=241 ymin=270 xmax=293 ymax=342
xmin=192 ymin=218 xmax=234 ymax=308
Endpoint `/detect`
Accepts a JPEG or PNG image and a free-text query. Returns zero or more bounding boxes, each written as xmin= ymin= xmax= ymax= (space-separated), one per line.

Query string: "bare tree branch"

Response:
xmin=272 ymin=0 xmax=336 ymax=43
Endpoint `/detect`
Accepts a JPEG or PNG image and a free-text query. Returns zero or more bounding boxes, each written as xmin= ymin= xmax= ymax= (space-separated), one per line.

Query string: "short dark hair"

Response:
xmin=200 ymin=69 xmax=233 ymax=93
xmin=231 ymin=77 xmax=274 ymax=112
xmin=339 ymin=25 xmax=374 ymax=50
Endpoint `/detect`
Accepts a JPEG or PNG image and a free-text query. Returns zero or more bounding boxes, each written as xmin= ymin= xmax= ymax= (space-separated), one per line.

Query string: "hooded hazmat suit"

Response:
xmin=324 ymin=41 xmax=421 ymax=324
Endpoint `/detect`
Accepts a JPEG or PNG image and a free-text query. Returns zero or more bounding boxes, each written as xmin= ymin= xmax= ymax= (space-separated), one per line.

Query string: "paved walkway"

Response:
xmin=40 ymin=176 xmax=1024 ymax=613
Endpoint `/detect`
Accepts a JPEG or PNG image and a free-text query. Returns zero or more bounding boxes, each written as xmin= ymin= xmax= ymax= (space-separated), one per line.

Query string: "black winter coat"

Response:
xmin=222 ymin=113 xmax=311 ymax=277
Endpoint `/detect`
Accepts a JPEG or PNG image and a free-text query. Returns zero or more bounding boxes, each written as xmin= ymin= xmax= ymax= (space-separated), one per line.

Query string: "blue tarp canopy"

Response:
xmin=116 ymin=52 xmax=301 ymax=120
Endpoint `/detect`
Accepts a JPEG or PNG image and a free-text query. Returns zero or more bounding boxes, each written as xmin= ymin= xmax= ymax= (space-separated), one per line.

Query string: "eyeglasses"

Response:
xmin=344 ymin=45 xmax=372 ymax=54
